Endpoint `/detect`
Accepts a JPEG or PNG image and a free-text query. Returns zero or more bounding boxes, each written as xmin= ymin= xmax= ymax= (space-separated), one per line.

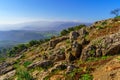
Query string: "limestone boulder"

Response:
xmin=69 ymin=31 xmax=79 ymax=42
xmin=78 ymin=28 xmax=88 ymax=38
xmin=28 ymin=60 xmax=53 ymax=69
xmin=48 ymin=50 xmax=66 ymax=62
xmin=65 ymin=48 xmax=75 ymax=62
xmin=49 ymin=36 xmax=69 ymax=48
xmin=66 ymin=65 xmax=77 ymax=74
xmin=80 ymin=32 xmax=120 ymax=61
xmin=49 ymin=62 xmax=67 ymax=73
xmin=0 ymin=70 xmax=16 ymax=80
xmin=72 ymin=41 xmax=82 ymax=58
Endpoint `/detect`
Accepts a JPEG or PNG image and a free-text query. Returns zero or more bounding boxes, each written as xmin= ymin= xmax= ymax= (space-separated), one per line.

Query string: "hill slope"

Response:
xmin=0 ymin=18 xmax=120 ymax=80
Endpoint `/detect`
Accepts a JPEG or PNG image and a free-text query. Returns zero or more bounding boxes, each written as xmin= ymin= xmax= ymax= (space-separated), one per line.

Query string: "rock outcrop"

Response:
xmin=49 ymin=62 xmax=67 ymax=73
xmin=0 ymin=62 xmax=15 ymax=75
xmin=48 ymin=49 xmax=65 ymax=62
xmin=78 ymin=28 xmax=88 ymax=38
xmin=66 ymin=65 xmax=77 ymax=74
xmin=80 ymin=32 xmax=120 ymax=61
xmin=0 ymin=70 xmax=16 ymax=80
xmin=72 ymin=41 xmax=82 ymax=58
xmin=49 ymin=36 xmax=69 ymax=48
xmin=65 ymin=47 xmax=75 ymax=62
xmin=28 ymin=60 xmax=53 ymax=69
xmin=69 ymin=31 xmax=79 ymax=42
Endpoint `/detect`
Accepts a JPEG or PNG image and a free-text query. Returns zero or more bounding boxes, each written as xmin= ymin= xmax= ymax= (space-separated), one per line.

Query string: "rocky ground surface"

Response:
xmin=0 ymin=18 xmax=120 ymax=80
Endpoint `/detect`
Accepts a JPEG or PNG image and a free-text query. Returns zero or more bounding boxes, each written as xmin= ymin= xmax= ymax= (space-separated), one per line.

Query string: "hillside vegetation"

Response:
xmin=0 ymin=17 xmax=120 ymax=80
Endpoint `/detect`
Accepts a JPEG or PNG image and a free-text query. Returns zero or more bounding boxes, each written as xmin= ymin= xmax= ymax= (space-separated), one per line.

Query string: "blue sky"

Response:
xmin=0 ymin=0 xmax=120 ymax=24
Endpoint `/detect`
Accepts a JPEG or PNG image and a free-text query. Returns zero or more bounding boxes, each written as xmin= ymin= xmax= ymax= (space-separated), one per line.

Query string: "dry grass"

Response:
xmin=89 ymin=24 xmax=120 ymax=40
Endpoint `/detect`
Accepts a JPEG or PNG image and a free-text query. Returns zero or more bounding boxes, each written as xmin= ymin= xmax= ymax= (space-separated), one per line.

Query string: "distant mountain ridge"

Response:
xmin=20 ymin=21 xmax=91 ymax=31
xmin=0 ymin=21 xmax=91 ymax=31
xmin=0 ymin=30 xmax=58 ymax=42
xmin=0 ymin=21 xmax=91 ymax=50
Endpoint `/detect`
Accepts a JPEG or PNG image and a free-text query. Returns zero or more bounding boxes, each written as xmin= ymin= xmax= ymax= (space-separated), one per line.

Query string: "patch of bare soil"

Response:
xmin=92 ymin=56 xmax=120 ymax=80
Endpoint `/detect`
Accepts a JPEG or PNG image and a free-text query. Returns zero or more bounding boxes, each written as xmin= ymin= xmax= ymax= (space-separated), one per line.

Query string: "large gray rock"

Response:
xmin=72 ymin=41 xmax=82 ymax=58
xmin=48 ymin=50 xmax=66 ymax=62
xmin=28 ymin=60 xmax=53 ymax=69
xmin=49 ymin=62 xmax=67 ymax=73
xmin=65 ymin=48 xmax=75 ymax=62
xmin=69 ymin=31 xmax=79 ymax=42
xmin=0 ymin=62 xmax=15 ymax=75
xmin=80 ymin=38 xmax=89 ymax=45
xmin=0 ymin=70 xmax=16 ymax=80
xmin=105 ymin=42 xmax=120 ymax=56
xmin=0 ymin=66 xmax=14 ymax=75
xmin=80 ymin=45 xmax=96 ymax=61
xmin=78 ymin=28 xmax=88 ymax=38
xmin=66 ymin=65 xmax=77 ymax=74
xmin=49 ymin=36 xmax=69 ymax=48
xmin=96 ymin=49 xmax=102 ymax=57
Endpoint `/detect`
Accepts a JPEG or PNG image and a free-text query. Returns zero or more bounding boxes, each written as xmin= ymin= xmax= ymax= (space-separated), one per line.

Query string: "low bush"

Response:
xmin=60 ymin=24 xmax=86 ymax=36
xmin=23 ymin=61 xmax=32 ymax=67
xmin=16 ymin=66 xmax=34 ymax=80
xmin=80 ymin=74 xmax=93 ymax=80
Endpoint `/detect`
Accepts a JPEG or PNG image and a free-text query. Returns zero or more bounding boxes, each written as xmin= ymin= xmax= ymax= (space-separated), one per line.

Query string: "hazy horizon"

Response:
xmin=0 ymin=0 xmax=119 ymax=23
xmin=0 ymin=0 xmax=120 ymax=30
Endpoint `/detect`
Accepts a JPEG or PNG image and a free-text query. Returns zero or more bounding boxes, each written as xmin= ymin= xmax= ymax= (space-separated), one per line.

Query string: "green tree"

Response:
xmin=74 ymin=24 xmax=86 ymax=30
xmin=68 ymin=27 xmax=74 ymax=32
xmin=111 ymin=8 xmax=120 ymax=17
xmin=28 ymin=40 xmax=40 ymax=47
xmin=60 ymin=29 xmax=69 ymax=36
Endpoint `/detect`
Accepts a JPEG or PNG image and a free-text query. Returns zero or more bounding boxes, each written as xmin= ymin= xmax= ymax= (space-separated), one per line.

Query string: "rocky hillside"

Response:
xmin=0 ymin=18 xmax=120 ymax=80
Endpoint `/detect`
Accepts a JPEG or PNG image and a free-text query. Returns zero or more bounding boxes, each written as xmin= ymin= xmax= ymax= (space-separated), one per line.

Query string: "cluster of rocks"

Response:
xmin=26 ymin=27 xmax=89 ymax=79
xmin=0 ymin=70 xmax=16 ymax=80
xmin=20 ymin=26 xmax=120 ymax=79
xmin=49 ymin=36 xmax=69 ymax=48
xmin=65 ymin=28 xmax=88 ymax=62
xmin=47 ymin=27 xmax=88 ymax=63
xmin=0 ymin=62 xmax=16 ymax=80
xmin=48 ymin=49 xmax=66 ymax=62
xmin=0 ymin=62 xmax=15 ymax=75
xmin=49 ymin=62 xmax=67 ymax=73
xmin=80 ymin=31 xmax=120 ymax=61
xmin=28 ymin=60 xmax=53 ymax=69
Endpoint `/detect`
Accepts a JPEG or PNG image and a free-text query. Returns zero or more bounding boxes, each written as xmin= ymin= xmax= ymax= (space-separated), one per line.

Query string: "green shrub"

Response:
xmin=68 ymin=27 xmax=74 ymax=32
xmin=115 ymin=16 xmax=120 ymax=18
xmin=65 ymin=68 xmax=83 ymax=80
xmin=74 ymin=24 xmax=86 ymax=30
xmin=60 ymin=48 xmax=65 ymax=53
xmin=27 ymin=40 xmax=40 ymax=47
xmin=89 ymin=49 xmax=95 ymax=55
xmin=7 ymin=38 xmax=50 ymax=57
xmin=23 ymin=61 xmax=32 ymax=67
xmin=108 ymin=26 xmax=112 ymax=28
xmin=66 ymin=39 xmax=70 ymax=44
xmin=101 ymin=22 xmax=107 ymax=25
xmin=96 ymin=26 xmax=104 ymax=29
xmin=44 ymin=76 xmax=50 ymax=80
xmin=80 ymin=74 xmax=93 ymax=80
xmin=0 ymin=57 xmax=5 ymax=63
xmin=60 ymin=29 xmax=69 ymax=36
xmin=60 ymin=24 xmax=86 ymax=36
xmin=16 ymin=67 xmax=34 ymax=80
xmin=87 ymin=56 xmax=110 ymax=62
xmin=101 ymin=56 xmax=110 ymax=60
